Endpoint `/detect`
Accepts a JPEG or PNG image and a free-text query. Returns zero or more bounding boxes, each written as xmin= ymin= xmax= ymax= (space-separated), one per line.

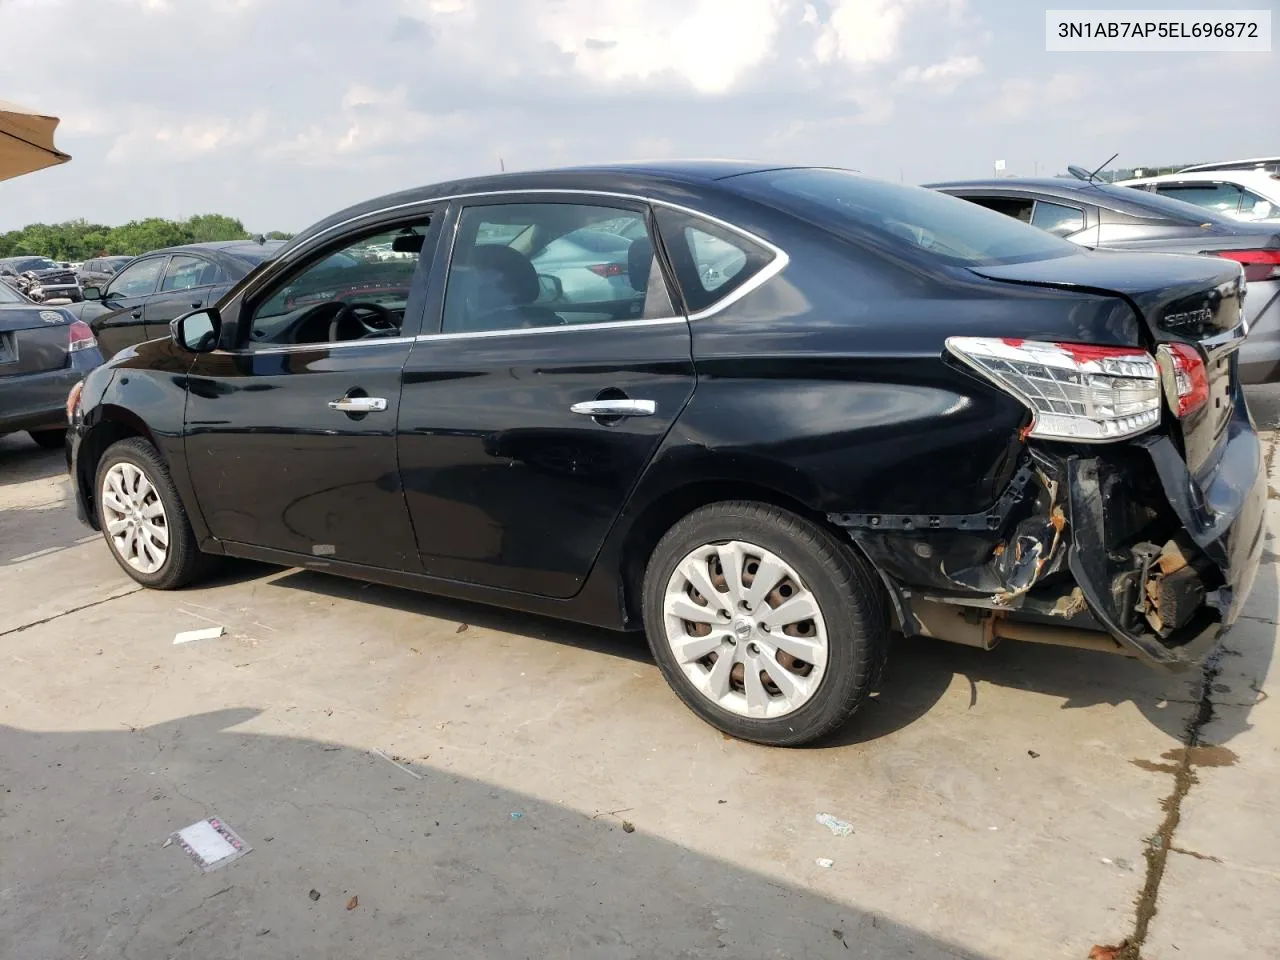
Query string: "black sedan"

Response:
xmin=928 ymin=177 xmax=1280 ymax=384
xmin=72 ymin=239 xmax=283 ymax=359
xmin=66 ymin=162 xmax=1263 ymax=746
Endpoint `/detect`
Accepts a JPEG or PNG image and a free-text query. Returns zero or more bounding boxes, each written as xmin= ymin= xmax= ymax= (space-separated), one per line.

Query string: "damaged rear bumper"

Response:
xmin=830 ymin=407 xmax=1265 ymax=668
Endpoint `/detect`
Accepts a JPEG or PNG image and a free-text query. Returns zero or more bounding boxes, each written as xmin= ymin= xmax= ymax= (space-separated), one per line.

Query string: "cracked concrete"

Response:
xmin=2 ymin=395 xmax=1279 ymax=959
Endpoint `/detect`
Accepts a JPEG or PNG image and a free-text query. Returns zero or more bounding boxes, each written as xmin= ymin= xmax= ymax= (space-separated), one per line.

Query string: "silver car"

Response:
xmin=929 ymin=178 xmax=1280 ymax=383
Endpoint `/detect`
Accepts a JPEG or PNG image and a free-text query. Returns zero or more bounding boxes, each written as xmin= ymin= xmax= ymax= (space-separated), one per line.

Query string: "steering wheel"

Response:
xmin=328 ymin=301 xmax=398 ymax=342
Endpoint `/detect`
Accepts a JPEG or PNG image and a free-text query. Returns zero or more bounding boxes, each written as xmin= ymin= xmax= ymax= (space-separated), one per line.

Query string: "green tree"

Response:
xmin=186 ymin=214 xmax=250 ymax=243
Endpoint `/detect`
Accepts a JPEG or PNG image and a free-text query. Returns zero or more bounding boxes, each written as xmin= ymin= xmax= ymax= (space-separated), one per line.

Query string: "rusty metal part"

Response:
xmin=991 ymin=470 xmax=1065 ymax=606
xmin=829 ymin=462 xmax=1036 ymax=533
xmin=910 ymin=599 xmax=1134 ymax=656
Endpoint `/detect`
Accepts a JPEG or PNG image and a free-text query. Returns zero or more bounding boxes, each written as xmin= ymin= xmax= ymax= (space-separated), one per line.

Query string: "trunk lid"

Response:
xmin=969 ymin=249 xmax=1247 ymax=475
xmin=0 ymin=305 xmax=73 ymax=376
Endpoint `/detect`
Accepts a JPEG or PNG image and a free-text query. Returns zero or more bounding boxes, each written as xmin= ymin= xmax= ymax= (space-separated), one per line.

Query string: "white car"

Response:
xmin=1117 ymin=169 xmax=1280 ymax=223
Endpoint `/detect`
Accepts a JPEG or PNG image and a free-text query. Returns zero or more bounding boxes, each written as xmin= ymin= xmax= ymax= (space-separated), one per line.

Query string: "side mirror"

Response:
xmin=81 ymin=286 xmax=102 ymax=301
xmin=536 ymin=273 xmax=563 ymax=302
xmin=171 ymin=307 xmax=221 ymax=353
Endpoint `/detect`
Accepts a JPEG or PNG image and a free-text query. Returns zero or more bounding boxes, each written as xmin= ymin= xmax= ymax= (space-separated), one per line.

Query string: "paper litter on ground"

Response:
xmin=173 ymin=626 xmax=225 ymax=645
xmin=171 ymin=817 xmax=251 ymax=871
xmin=816 ymin=813 xmax=854 ymax=837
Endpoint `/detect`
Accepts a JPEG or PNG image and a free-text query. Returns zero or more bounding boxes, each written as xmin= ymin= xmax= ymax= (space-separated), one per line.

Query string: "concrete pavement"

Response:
xmin=1 ymin=400 xmax=1277 ymax=958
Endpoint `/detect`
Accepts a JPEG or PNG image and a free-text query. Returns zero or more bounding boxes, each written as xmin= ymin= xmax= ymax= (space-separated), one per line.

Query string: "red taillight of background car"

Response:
xmin=1211 ymin=249 xmax=1280 ymax=283
xmin=587 ymin=263 xmax=626 ymax=278
xmin=945 ymin=337 xmax=1162 ymax=441
xmin=1155 ymin=342 xmax=1210 ymax=418
xmin=67 ymin=320 xmax=96 ymax=352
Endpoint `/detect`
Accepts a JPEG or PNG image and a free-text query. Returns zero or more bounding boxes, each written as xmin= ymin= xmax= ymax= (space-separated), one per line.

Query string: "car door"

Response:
xmin=182 ymin=213 xmax=441 ymax=570
xmin=397 ymin=195 xmax=695 ymax=598
xmin=85 ymin=255 xmax=167 ymax=358
xmin=144 ymin=254 xmax=219 ymax=340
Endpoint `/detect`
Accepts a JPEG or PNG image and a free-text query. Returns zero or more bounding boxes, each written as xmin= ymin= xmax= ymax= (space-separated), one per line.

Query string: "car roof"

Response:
xmin=287 ymin=160 xmax=809 ymax=248
xmin=129 ymin=239 xmax=286 ymax=261
xmin=1179 ymin=157 xmax=1280 ymax=173
xmin=925 ymin=177 xmax=1242 ymax=219
xmin=1116 ymin=170 xmax=1280 ymax=189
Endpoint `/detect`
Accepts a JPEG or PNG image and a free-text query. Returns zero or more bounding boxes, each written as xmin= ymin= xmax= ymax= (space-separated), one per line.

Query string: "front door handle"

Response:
xmin=570 ymin=399 xmax=656 ymax=418
xmin=131 ymin=309 xmax=142 ymax=319
xmin=328 ymin=396 xmax=388 ymax=413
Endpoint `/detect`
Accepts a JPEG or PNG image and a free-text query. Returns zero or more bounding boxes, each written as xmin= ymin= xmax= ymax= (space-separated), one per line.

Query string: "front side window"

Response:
xmin=161 ymin=255 xmax=214 ymax=291
xmin=442 ymin=202 xmax=673 ymax=334
xmin=1030 ymin=200 xmax=1086 ymax=237
xmin=248 ymin=221 xmax=430 ymax=346
xmin=108 ymin=258 xmax=164 ymax=298
xmin=736 ymin=168 xmax=1078 ymax=267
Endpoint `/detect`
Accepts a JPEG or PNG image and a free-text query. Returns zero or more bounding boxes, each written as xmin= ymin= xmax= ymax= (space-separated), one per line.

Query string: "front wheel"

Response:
xmin=642 ymin=502 xmax=889 ymax=747
xmin=95 ymin=438 xmax=211 ymax=589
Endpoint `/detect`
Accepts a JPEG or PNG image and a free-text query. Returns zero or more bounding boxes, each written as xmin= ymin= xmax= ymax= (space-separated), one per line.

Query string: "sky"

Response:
xmin=1 ymin=0 xmax=1275 ymax=233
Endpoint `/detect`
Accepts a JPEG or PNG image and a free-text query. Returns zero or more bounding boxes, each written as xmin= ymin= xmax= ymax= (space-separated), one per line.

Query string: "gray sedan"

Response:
xmin=929 ymin=178 xmax=1280 ymax=384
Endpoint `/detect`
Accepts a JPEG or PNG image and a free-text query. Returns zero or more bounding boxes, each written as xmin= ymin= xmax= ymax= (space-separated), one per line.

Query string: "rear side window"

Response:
xmin=737 ymin=168 xmax=1077 ymax=267
xmin=1031 ymin=200 xmax=1085 ymax=237
xmin=966 ymin=196 xmax=1034 ymax=222
xmin=442 ymin=202 xmax=674 ymax=334
xmin=653 ymin=208 xmax=775 ymax=314
xmin=1240 ymin=189 xmax=1278 ymax=220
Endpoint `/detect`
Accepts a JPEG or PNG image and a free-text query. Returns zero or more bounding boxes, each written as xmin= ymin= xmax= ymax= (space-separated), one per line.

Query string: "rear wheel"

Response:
xmin=28 ymin=429 xmax=66 ymax=450
xmin=95 ymin=438 xmax=211 ymax=589
xmin=642 ymin=501 xmax=889 ymax=746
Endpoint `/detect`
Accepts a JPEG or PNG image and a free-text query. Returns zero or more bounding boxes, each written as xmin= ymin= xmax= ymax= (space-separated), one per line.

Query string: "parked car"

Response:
xmin=928 ymin=178 xmax=1280 ymax=384
xmin=70 ymin=240 xmax=284 ymax=359
xmin=0 ymin=256 xmax=82 ymax=303
xmin=1 ymin=277 xmax=102 ymax=448
xmin=1116 ymin=170 xmax=1280 ymax=223
xmin=67 ymin=162 xmax=1263 ymax=746
xmin=1179 ymin=157 xmax=1280 ymax=175
xmin=77 ymin=256 xmax=133 ymax=289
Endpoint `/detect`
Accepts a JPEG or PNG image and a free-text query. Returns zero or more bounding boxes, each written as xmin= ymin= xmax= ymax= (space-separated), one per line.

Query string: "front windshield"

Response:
xmin=737 ymin=168 xmax=1080 ymax=267
xmin=14 ymin=257 xmax=58 ymax=272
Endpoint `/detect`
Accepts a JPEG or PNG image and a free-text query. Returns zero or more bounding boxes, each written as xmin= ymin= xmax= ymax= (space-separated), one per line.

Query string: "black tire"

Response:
xmin=642 ymin=501 xmax=889 ymax=747
xmin=94 ymin=437 xmax=212 ymax=589
xmin=28 ymin=428 xmax=67 ymax=450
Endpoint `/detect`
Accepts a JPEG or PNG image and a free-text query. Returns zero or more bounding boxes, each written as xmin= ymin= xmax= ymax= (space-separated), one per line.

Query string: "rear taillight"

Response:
xmin=586 ymin=263 xmax=626 ymax=278
xmin=67 ymin=320 xmax=96 ymax=352
xmin=945 ymin=337 xmax=1161 ymax=441
xmin=1211 ymin=249 xmax=1280 ymax=283
xmin=1155 ymin=343 xmax=1209 ymax=418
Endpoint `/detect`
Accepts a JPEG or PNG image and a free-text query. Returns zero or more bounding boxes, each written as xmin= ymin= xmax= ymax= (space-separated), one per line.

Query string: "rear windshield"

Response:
xmin=1094 ymin=183 xmax=1242 ymax=226
xmin=0 ymin=281 xmax=25 ymax=304
xmin=736 ymin=168 xmax=1078 ymax=267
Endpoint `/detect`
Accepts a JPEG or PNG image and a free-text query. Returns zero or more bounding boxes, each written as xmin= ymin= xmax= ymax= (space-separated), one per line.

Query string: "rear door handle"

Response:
xmin=570 ymin=399 xmax=656 ymax=417
xmin=328 ymin=396 xmax=388 ymax=413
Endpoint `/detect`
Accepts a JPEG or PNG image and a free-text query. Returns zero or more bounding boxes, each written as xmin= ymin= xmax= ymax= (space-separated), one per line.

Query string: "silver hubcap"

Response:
xmin=663 ymin=540 xmax=829 ymax=719
xmin=101 ymin=462 xmax=169 ymax=574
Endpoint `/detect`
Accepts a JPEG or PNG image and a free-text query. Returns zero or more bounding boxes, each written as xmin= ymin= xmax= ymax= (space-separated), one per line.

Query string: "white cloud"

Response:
xmin=899 ymin=54 xmax=983 ymax=90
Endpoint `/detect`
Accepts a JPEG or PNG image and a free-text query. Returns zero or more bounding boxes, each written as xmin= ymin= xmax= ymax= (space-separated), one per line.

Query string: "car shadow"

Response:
xmin=268 ymin=568 xmax=653 ymax=665
xmin=0 ymin=434 xmax=64 ymax=486
xmin=0 ymin=709 xmax=991 ymax=960
xmin=267 ymin=556 xmax=1275 ymax=750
